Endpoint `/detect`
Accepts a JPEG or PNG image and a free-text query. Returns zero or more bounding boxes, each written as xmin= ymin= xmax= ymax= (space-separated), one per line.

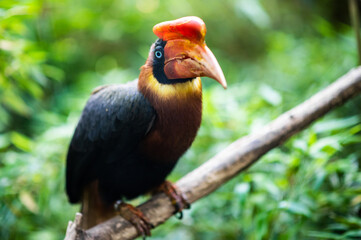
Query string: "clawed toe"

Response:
xmin=153 ymin=181 xmax=190 ymax=219
xmin=114 ymin=200 xmax=154 ymax=239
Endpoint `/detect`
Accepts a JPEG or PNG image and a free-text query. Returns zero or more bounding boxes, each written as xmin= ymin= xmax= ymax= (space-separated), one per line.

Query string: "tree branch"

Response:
xmin=349 ymin=0 xmax=361 ymax=65
xmin=65 ymin=67 xmax=361 ymax=240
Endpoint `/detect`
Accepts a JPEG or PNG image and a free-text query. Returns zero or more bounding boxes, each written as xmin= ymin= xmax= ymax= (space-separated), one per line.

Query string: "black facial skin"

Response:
xmin=152 ymin=39 xmax=193 ymax=85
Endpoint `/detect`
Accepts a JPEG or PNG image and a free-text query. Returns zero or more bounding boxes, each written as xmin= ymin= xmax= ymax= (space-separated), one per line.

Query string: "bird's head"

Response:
xmin=139 ymin=16 xmax=227 ymax=99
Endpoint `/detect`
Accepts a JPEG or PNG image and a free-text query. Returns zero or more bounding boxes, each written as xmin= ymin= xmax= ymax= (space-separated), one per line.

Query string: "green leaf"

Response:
xmin=344 ymin=230 xmax=361 ymax=238
xmin=42 ymin=64 xmax=65 ymax=82
xmin=258 ymin=84 xmax=282 ymax=106
xmin=307 ymin=231 xmax=342 ymax=239
xmin=1 ymin=89 xmax=31 ymax=116
xmin=313 ymin=116 xmax=360 ymax=133
xmin=10 ymin=132 xmax=33 ymax=152
xmin=0 ymin=134 xmax=10 ymax=149
xmin=278 ymin=201 xmax=311 ymax=217
xmin=234 ymin=182 xmax=250 ymax=199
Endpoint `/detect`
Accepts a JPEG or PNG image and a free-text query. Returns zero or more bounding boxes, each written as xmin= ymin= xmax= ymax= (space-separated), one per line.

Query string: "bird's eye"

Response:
xmin=155 ymin=50 xmax=162 ymax=59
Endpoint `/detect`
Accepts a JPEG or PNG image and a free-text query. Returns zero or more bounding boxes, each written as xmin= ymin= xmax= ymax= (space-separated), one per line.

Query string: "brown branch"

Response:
xmin=65 ymin=67 xmax=361 ymax=240
xmin=349 ymin=0 xmax=361 ymax=65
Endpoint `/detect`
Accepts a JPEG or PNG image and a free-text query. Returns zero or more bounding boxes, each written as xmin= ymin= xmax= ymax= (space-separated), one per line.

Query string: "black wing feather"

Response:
xmin=66 ymin=80 xmax=155 ymax=203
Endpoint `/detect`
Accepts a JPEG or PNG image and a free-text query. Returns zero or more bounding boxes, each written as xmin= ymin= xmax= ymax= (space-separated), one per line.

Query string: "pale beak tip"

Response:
xmin=216 ymin=75 xmax=227 ymax=89
xmin=221 ymin=78 xmax=227 ymax=89
xmin=220 ymin=81 xmax=227 ymax=89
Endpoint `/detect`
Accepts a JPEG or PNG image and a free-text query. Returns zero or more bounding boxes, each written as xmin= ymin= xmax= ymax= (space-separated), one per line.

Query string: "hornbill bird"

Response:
xmin=65 ymin=16 xmax=227 ymax=236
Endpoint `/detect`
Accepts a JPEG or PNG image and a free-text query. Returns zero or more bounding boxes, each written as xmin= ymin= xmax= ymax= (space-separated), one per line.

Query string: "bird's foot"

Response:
xmin=114 ymin=200 xmax=154 ymax=239
xmin=154 ymin=180 xmax=190 ymax=219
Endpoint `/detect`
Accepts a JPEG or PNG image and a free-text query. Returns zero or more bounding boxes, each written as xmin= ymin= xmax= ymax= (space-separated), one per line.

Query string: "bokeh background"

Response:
xmin=1 ymin=0 xmax=361 ymax=239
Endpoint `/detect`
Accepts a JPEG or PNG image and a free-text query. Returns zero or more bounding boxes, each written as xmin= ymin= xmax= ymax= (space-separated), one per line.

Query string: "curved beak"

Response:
xmin=163 ymin=39 xmax=227 ymax=89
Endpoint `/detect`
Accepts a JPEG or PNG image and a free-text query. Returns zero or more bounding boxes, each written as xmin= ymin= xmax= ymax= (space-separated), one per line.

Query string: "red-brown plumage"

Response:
xmin=138 ymin=61 xmax=202 ymax=163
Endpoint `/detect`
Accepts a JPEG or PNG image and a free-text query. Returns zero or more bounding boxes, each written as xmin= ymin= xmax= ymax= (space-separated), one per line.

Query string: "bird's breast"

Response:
xmin=139 ymin=78 xmax=203 ymax=163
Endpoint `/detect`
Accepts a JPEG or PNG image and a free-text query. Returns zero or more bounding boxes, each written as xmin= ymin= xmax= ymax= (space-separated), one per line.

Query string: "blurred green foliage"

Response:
xmin=0 ymin=0 xmax=360 ymax=239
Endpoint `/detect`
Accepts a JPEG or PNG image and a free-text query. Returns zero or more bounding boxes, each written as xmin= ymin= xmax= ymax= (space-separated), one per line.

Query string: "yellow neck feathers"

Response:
xmin=138 ymin=69 xmax=202 ymax=101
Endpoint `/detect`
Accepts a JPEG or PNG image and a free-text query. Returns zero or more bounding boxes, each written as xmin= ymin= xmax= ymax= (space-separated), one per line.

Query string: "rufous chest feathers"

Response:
xmin=138 ymin=69 xmax=202 ymax=163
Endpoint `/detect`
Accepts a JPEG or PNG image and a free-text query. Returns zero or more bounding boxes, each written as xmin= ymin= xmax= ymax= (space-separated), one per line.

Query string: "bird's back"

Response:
xmin=66 ymin=80 xmax=156 ymax=204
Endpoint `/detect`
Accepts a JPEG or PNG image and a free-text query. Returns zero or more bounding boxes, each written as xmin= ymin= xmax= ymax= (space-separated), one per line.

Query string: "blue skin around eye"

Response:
xmin=155 ymin=51 xmax=162 ymax=58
